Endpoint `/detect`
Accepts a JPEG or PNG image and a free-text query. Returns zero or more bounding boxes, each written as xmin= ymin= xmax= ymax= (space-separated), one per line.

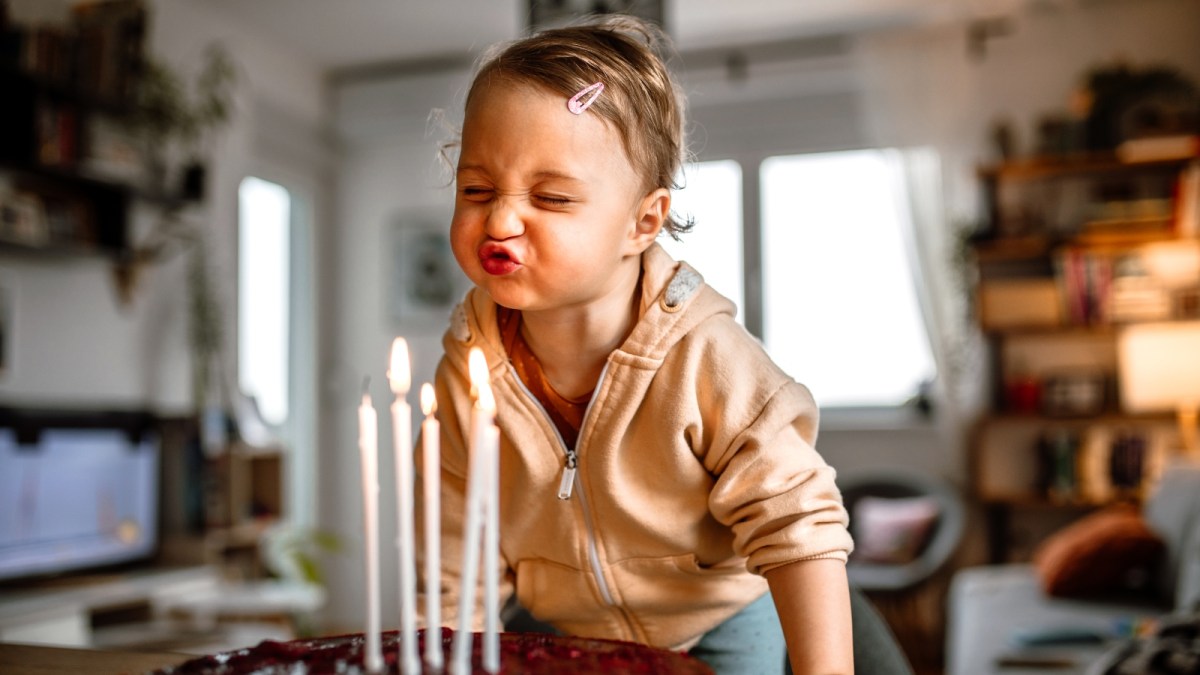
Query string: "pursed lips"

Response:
xmin=479 ymin=242 xmax=521 ymax=276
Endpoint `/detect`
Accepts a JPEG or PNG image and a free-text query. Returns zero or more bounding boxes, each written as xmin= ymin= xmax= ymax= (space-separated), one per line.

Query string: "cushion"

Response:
xmin=1032 ymin=504 xmax=1165 ymax=598
xmin=851 ymin=495 xmax=940 ymax=564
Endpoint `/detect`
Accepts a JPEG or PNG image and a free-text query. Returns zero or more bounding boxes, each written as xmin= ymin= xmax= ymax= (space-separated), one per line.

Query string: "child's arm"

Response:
xmin=765 ymin=558 xmax=854 ymax=675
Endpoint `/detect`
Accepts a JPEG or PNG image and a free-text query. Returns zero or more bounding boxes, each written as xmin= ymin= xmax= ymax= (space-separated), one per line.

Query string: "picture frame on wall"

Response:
xmin=389 ymin=214 xmax=470 ymax=325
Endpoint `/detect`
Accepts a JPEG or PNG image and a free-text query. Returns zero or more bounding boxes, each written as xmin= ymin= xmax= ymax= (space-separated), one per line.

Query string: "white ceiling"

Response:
xmin=196 ymin=0 xmax=1022 ymax=74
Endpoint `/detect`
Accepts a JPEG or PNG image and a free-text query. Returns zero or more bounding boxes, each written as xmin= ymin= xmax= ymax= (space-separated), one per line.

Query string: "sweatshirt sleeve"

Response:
xmin=415 ymin=357 xmax=514 ymax=631
xmin=704 ymin=378 xmax=854 ymax=575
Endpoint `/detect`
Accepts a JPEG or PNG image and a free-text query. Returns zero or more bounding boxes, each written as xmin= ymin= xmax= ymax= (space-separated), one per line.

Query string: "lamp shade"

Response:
xmin=1117 ymin=321 xmax=1200 ymax=413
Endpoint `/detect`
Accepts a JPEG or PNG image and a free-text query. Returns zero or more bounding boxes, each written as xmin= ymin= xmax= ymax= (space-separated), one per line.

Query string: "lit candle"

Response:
xmin=358 ymin=384 xmax=384 ymax=674
xmin=479 ymin=376 xmax=500 ymax=672
xmin=389 ymin=338 xmax=420 ymax=675
xmin=451 ymin=348 xmax=501 ymax=675
xmin=420 ymin=382 xmax=442 ymax=669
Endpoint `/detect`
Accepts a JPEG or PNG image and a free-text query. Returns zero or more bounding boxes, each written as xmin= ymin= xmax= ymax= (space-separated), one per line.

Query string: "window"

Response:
xmin=237 ymin=177 xmax=291 ymax=426
xmin=761 ymin=149 xmax=935 ymax=407
xmin=662 ymin=159 xmax=744 ymax=322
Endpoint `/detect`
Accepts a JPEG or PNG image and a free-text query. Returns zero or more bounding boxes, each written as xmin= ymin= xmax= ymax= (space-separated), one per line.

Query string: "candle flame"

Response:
xmin=468 ymin=347 xmax=487 ymax=399
xmin=477 ymin=378 xmax=496 ymax=415
xmin=468 ymin=347 xmax=496 ymax=414
xmin=389 ymin=337 xmax=411 ymax=395
xmin=421 ymin=383 xmax=437 ymax=416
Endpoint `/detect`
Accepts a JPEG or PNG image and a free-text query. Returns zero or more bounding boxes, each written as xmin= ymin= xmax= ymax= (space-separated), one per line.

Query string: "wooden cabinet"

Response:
xmin=203 ymin=440 xmax=287 ymax=581
xmin=968 ymin=151 xmax=1199 ymax=562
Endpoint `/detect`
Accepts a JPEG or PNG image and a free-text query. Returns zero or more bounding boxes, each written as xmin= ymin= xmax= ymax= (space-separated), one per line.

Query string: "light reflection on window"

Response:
xmin=663 ymin=159 xmax=745 ymax=323
xmin=761 ymin=150 xmax=935 ymax=407
xmin=237 ymin=176 xmax=290 ymax=425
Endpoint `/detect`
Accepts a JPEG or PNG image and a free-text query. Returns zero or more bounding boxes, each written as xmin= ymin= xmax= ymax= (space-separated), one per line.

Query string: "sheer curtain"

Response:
xmin=885 ymin=147 xmax=985 ymax=424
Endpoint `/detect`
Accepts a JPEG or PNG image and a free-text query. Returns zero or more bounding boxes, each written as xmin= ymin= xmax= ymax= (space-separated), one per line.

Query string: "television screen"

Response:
xmin=0 ymin=412 xmax=160 ymax=582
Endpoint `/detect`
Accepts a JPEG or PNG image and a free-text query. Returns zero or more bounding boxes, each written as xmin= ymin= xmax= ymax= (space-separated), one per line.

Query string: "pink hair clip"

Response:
xmin=567 ymin=82 xmax=604 ymax=114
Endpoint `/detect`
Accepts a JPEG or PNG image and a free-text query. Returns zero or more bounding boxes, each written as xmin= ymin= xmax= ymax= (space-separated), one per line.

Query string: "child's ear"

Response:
xmin=627 ymin=188 xmax=670 ymax=254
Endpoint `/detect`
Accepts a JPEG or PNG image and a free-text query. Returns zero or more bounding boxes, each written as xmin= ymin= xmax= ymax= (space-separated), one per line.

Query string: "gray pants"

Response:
xmin=689 ymin=592 xmax=787 ymax=675
xmin=503 ymin=592 xmax=788 ymax=675
xmin=504 ymin=586 xmax=913 ymax=674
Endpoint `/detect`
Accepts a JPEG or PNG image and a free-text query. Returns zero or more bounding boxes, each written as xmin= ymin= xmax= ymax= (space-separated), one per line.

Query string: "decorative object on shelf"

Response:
xmin=1037 ymin=428 xmax=1079 ymax=502
xmin=1004 ymin=369 xmax=1042 ymax=414
xmin=1079 ymin=62 xmax=1200 ymax=153
xmin=1077 ymin=427 xmax=1116 ymax=504
xmin=1041 ymin=369 xmax=1107 ymax=418
xmin=1108 ymin=430 xmax=1147 ymax=494
xmin=1117 ymin=321 xmax=1200 ymax=457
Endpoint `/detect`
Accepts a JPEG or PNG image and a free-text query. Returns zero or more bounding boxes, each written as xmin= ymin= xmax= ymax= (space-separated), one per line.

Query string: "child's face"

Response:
xmin=451 ymin=80 xmax=662 ymax=313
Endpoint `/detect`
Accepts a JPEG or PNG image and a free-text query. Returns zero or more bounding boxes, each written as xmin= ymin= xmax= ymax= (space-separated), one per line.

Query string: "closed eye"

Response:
xmin=460 ymin=186 xmax=493 ymax=202
xmin=535 ymin=194 xmax=572 ymax=208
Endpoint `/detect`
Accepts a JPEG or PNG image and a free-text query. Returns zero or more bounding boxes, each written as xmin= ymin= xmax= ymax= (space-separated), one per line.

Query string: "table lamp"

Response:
xmin=1117 ymin=321 xmax=1200 ymax=457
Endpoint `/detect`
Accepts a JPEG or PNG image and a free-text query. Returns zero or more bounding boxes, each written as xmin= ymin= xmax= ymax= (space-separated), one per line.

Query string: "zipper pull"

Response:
xmin=557 ymin=451 xmax=578 ymax=500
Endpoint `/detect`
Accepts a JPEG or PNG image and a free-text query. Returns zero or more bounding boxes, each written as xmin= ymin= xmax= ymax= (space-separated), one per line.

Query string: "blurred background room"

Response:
xmin=1 ymin=1 xmax=1199 ymax=673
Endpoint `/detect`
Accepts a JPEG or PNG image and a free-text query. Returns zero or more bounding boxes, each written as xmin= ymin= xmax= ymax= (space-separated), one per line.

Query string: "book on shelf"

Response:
xmin=16 ymin=25 xmax=75 ymax=82
xmin=4 ymin=0 xmax=146 ymax=103
xmin=35 ymin=102 xmax=80 ymax=168
xmin=1056 ymin=247 xmax=1114 ymax=325
xmin=71 ymin=0 xmax=147 ymax=102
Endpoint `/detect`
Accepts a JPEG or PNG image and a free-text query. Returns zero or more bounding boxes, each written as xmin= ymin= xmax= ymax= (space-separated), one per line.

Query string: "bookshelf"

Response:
xmin=0 ymin=0 xmax=147 ymax=257
xmin=968 ymin=150 xmax=1200 ymax=562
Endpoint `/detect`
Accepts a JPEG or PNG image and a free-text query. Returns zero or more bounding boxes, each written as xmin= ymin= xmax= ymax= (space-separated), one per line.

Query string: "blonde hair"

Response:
xmin=463 ymin=15 xmax=693 ymax=238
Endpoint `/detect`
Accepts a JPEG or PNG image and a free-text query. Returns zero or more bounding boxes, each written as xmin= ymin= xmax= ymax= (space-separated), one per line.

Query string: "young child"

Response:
xmin=424 ymin=15 xmax=854 ymax=675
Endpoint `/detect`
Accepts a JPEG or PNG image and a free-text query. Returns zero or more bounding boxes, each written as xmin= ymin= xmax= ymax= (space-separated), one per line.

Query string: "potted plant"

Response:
xmin=126 ymin=43 xmax=238 ymax=201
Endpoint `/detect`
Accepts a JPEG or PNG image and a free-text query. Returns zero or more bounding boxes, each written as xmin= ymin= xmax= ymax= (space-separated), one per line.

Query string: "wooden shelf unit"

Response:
xmin=968 ymin=151 xmax=1199 ymax=562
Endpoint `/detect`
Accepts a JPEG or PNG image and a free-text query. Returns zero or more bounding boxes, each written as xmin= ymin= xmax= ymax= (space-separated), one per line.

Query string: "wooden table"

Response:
xmin=0 ymin=642 xmax=187 ymax=675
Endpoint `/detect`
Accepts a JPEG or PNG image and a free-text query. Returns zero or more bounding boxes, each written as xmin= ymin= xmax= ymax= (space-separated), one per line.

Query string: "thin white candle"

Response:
xmin=389 ymin=338 xmax=420 ymax=675
xmin=420 ymin=382 xmax=443 ymax=669
xmin=451 ymin=348 xmax=499 ymax=675
xmin=479 ymin=379 xmax=500 ymax=673
xmin=358 ymin=388 xmax=384 ymax=674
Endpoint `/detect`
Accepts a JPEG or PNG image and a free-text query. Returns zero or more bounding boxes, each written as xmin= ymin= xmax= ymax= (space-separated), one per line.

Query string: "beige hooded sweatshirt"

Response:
xmin=423 ymin=243 xmax=853 ymax=650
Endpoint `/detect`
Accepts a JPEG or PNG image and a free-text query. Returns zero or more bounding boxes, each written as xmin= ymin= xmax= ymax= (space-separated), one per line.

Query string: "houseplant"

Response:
xmin=126 ymin=43 xmax=237 ymax=200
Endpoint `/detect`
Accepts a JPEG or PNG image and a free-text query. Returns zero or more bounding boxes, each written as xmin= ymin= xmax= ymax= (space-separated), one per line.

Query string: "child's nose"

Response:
xmin=484 ymin=200 xmax=524 ymax=239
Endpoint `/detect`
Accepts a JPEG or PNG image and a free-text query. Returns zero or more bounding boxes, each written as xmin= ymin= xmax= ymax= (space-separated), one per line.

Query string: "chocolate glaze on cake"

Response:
xmin=152 ymin=627 xmax=714 ymax=674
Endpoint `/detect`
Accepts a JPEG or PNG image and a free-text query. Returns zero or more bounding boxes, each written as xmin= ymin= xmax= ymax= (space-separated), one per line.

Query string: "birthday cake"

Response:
xmin=152 ymin=627 xmax=714 ymax=674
